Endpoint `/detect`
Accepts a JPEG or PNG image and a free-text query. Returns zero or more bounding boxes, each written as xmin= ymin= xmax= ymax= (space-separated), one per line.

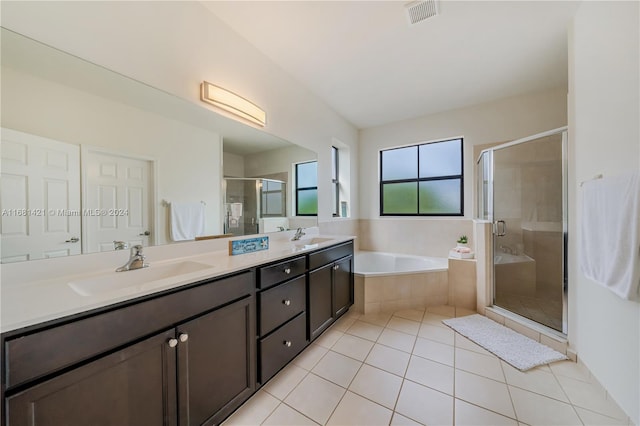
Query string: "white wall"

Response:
xmin=358 ymin=88 xmax=567 ymax=257
xmin=569 ymin=1 xmax=640 ymax=423
xmin=1 ymin=0 xmax=359 ymax=224
xmin=223 ymin=152 xmax=245 ymax=178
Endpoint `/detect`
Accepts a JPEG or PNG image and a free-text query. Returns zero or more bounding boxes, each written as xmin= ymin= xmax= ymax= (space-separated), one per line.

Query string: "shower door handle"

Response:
xmin=495 ymin=220 xmax=507 ymax=237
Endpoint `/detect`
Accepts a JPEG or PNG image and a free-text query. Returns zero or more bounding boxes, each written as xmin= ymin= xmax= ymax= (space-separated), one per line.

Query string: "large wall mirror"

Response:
xmin=0 ymin=28 xmax=317 ymax=263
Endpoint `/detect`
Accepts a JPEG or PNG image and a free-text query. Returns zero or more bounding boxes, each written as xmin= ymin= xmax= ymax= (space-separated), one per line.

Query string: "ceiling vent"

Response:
xmin=405 ymin=0 xmax=439 ymax=25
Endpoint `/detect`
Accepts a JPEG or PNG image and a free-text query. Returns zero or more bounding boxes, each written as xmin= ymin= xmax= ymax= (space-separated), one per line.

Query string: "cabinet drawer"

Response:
xmin=259 ymin=313 xmax=306 ymax=383
xmin=258 ymin=256 xmax=306 ymax=289
xmin=5 ymin=270 xmax=254 ymax=390
xmin=259 ymin=276 xmax=306 ymax=336
xmin=308 ymin=241 xmax=353 ymax=270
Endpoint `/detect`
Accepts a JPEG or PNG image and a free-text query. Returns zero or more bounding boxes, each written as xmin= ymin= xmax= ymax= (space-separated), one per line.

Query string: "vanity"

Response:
xmin=0 ymin=236 xmax=354 ymax=426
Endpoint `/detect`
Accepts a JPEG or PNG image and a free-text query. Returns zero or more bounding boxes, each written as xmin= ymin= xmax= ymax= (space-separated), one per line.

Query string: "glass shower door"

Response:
xmin=492 ymin=132 xmax=566 ymax=333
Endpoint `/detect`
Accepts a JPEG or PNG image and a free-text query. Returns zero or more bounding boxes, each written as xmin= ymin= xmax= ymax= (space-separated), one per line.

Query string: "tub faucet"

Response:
xmin=116 ymin=245 xmax=149 ymax=272
xmin=291 ymin=228 xmax=306 ymax=241
xmin=499 ymin=245 xmax=514 ymax=254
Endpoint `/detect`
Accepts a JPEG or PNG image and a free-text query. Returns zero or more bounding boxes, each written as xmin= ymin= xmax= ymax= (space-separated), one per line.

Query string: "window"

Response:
xmin=331 ymin=146 xmax=339 ymax=216
xmin=295 ymin=161 xmax=318 ymax=216
xmin=380 ymin=138 xmax=463 ymax=216
xmin=260 ymin=180 xmax=286 ymax=217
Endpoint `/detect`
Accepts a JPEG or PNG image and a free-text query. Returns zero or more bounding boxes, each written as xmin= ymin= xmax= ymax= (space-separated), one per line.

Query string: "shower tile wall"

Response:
xmin=359 ymin=219 xmax=474 ymax=258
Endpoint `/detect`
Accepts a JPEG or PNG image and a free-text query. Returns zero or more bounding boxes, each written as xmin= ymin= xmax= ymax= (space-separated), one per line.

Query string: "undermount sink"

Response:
xmin=294 ymin=237 xmax=334 ymax=250
xmin=68 ymin=261 xmax=212 ymax=297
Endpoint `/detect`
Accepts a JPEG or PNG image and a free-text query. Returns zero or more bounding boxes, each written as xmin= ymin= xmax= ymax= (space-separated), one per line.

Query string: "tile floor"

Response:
xmin=223 ymin=306 xmax=631 ymax=426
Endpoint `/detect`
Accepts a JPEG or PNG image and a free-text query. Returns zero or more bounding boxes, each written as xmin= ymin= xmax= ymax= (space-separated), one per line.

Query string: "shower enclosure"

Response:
xmin=223 ymin=178 xmax=287 ymax=236
xmin=477 ymin=128 xmax=567 ymax=334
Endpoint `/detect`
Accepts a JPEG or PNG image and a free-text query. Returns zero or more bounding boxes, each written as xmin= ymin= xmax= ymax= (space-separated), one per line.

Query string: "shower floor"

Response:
xmin=495 ymin=288 xmax=563 ymax=332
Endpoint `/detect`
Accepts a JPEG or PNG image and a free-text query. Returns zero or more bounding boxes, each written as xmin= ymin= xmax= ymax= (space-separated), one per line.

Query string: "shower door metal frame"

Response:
xmin=477 ymin=126 xmax=568 ymax=336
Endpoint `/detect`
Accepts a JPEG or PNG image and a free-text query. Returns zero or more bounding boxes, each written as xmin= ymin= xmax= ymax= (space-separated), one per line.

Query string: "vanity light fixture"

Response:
xmin=200 ymin=81 xmax=266 ymax=127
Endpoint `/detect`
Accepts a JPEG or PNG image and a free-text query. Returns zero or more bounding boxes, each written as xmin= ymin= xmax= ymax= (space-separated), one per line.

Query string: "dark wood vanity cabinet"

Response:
xmin=308 ymin=242 xmax=354 ymax=341
xmin=7 ymin=329 xmax=178 ymax=426
xmin=2 ymin=239 xmax=355 ymax=426
xmin=177 ymin=295 xmax=255 ymax=426
xmin=257 ymin=260 xmax=308 ymax=384
xmin=2 ymin=271 xmax=256 ymax=426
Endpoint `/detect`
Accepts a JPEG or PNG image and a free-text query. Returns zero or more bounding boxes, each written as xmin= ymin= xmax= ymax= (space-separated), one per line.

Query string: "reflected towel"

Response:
xmin=170 ymin=202 xmax=205 ymax=241
xmin=579 ymin=171 xmax=640 ymax=301
xmin=229 ymin=203 xmax=243 ymax=218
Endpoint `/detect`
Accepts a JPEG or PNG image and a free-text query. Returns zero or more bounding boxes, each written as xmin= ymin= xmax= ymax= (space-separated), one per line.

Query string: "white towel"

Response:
xmin=229 ymin=203 xmax=243 ymax=218
xmin=579 ymin=172 xmax=640 ymax=301
xmin=170 ymin=202 xmax=205 ymax=241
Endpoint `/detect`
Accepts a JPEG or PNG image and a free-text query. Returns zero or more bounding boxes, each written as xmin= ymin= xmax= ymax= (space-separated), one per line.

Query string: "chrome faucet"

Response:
xmin=113 ymin=240 xmax=128 ymax=251
xmin=116 ymin=245 xmax=149 ymax=272
xmin=291 ymin=227 xmax=306 ymax=241
xmin=499 ymin=245 xmax=514 ymax=254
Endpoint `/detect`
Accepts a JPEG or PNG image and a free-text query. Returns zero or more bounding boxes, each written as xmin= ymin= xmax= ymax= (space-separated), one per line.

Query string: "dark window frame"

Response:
xmin=379 ymin=138 xmax=464 ymax=216
xmin=295 ymin=161 xmax=318 ymax=216
xmin=260 ymin=180 xmax=286 ymax=218
xmin=331 ymin=146 xmax=339 ymax=217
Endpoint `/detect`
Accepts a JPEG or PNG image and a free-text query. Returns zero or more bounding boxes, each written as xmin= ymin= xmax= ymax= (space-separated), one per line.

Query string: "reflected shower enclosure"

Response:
xmin=477 ymin=128 xmax=567 ymax=334
xmin=223 ymin=178 xmax=286 ymax=236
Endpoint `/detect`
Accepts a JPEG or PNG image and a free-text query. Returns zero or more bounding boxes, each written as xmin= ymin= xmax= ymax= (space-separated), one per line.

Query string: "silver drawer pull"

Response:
xmin=282 ymin=299 xmax=291 ymax=306
xmin=65 ymin=237 xmax=80 ymax=243
xmin=168 ymin=338 xmax=178 ymax=348
xmin=333 ymin=264 xmax=340 ymax=271
xmin=283 ymin=340 xmax=292 ymax=347
xmin=179 ymin=333 xmax=189 ymax=343
xmin=284 ymin=267 xmax=291 ymax=274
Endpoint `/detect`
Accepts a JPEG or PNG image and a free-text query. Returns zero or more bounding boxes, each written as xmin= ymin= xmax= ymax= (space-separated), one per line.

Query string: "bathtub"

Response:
xmin=354 ymin=251 xmax=448 ymax=277
xmin=353 ymin=251 xmax=449 ymax=314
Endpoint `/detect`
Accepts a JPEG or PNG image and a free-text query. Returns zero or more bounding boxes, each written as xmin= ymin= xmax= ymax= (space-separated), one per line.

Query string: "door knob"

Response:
xmin=139 ymin=231 xmax=150 ymax=236
xmin=168 ymin=338 xmax=178 ymax=348
xmin=284 ymin=267 xmax=291 ymax=274
xmin=333 ymin=264 xmax=340 ymax=271
xmin=65 ymin=237 xmax=80 ymax=243
xmin=283 ymin=340 xmax=292 ymax=347
xmin=282 ymin=299 xmax=291 ymax=306
xmin=179 ymin=333 xmax=189 ymax=343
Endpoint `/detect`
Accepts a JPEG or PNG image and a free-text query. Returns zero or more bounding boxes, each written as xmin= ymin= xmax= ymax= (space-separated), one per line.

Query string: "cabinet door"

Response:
xmin=308 ymin=264 xmax=333 ymax=341
xmin=6 ymin=330 xmax=177 ymax=426
xmin=176 ymin=296 xmax=256 ymax=426
xmin=333 ymin=256 xmax=353 ymax=318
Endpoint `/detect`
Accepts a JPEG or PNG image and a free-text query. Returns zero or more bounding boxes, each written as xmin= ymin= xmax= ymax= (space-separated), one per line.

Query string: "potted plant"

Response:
xmin=456 ymin=235 xmax=468 ymax=248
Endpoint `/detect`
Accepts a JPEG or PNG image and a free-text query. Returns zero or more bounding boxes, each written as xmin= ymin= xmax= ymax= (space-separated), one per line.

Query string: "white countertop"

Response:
xmin=0 ymin=231 xmax=354 ymax=333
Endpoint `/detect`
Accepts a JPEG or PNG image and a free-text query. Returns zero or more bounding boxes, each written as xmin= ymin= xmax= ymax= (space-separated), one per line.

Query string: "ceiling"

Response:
xmin=202 ymin=1 xmax=579 ymax=129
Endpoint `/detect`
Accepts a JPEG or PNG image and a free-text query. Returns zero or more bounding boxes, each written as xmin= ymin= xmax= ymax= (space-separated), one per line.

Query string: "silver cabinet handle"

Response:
xmin=179 ymin=333 xmax=189 ymax=343
xmin=65 ymin=237 xmax=80 ymax=243
xmin=333 ymin=264 xmax=340 ymax=271
xmin=282 ymin=299 xmax=291 ymax=306
xmin=168 ymin=338 xmax=178 ymax=348
xmin=284 ymin=267 xmax=291 ymax=274
xmin=283 ymin=340 xmax=292 ymax=347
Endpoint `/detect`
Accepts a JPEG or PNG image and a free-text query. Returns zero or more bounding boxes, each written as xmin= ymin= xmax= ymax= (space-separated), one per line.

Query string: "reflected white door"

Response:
xmin=1 ymin=128 xmax=81 ymax=263
xmin=83 ymin=149 xmax=152 ymax=253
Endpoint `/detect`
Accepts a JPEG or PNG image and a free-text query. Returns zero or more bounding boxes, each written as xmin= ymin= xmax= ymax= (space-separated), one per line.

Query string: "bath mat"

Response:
xmin=442 ymin=314 xmax=567 ymax=371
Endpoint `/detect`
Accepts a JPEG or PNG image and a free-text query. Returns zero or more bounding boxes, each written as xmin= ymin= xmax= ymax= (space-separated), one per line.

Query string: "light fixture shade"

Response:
xmin=200 ymin=81 xmax=266 ymax=126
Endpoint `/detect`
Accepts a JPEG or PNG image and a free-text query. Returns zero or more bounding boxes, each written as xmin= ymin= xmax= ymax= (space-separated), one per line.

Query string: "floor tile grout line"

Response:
xmin=548 ymin=361 xmax=590 ymax=424
xmin=498 ymin=353 xmax=520 ymax=423
xmin=319 ymin=330 xmax=381 ymax=426
xmin=278 ymin=399 xmax=323 ymax=425
xmin=392 ymin=378 xmax=426 ymax=426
